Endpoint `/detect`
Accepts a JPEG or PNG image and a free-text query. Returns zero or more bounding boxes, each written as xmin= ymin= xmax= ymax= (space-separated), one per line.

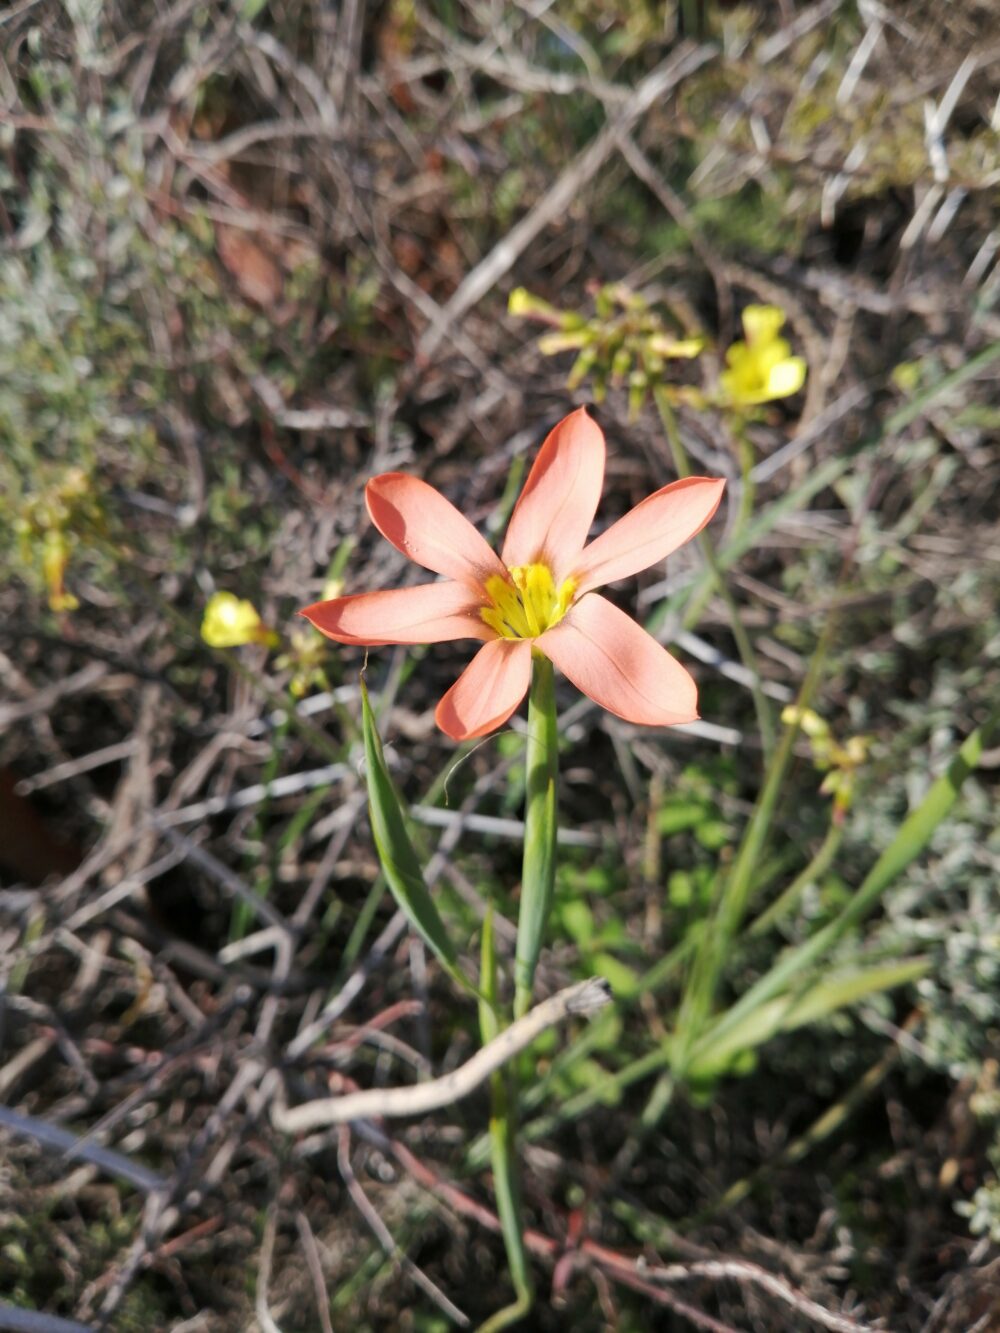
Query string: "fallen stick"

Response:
xmin=273 ymin=976 xmax=611 ymax=1132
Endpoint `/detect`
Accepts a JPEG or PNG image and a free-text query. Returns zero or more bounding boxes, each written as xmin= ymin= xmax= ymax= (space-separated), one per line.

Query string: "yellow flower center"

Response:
xmin=481 ymin=563 xmax=576 ymax=640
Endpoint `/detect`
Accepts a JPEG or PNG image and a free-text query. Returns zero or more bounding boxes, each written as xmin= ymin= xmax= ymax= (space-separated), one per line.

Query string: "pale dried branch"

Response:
xmin=639 ymin=1258 xmax=876 ymax=1333
xmin=274 ymin=978 xmax=612 ymax=1131
xmin=337 ymin=1126 xmax=470 ymax=1326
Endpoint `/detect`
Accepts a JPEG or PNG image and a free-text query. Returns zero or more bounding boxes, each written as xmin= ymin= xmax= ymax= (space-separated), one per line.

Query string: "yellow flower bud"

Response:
xmin=507 ymin=287 xmax=561 ymax=322
xmin=781 ymin=705 xmax=829 ymax=740
xmin=891 ymin=361 xmax=922 ymax=394
xmin=42 ymin=531 xmax=78 ymax=613
xmin=646 ymin=333 xmax=705 ymax=360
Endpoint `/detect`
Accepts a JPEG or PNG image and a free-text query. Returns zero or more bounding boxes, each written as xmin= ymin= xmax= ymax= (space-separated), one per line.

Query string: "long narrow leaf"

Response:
xmin=360 ymin=678 xmax=475 ymax=995
xmin=522 ymin=712 xmax=997 ymax=1132
xmin=685 ymin=958 xmax=929 ymax=1080
xmin=687 ymin=709 xmax=999 ymax=1067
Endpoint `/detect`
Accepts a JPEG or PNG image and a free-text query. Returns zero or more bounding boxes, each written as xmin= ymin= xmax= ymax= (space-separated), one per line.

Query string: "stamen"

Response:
xmin=480 ymin=563 xmax=576 ymax=640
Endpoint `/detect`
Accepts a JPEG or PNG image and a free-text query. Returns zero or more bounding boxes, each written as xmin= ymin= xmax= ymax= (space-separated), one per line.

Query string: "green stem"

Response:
xmin=734 ymin=422 xmax=756 ymax=535
xmin=514 ymin=653 xmax=559 ymax=1020
xmin=481 ymin=1074 xmax=533 ymax=1331
xmin=652 ymin=386 xmax=775 ymax=758
xmin=748 ymin=820 xmax=844 ymax=937
xmin=480 ymin=909 xmax=532 ymax=1328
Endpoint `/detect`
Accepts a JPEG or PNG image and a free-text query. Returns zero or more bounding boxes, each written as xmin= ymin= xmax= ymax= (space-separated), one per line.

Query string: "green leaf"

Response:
xmin=685 ymin=958 xmax=929 ymax=1080
xmin=590 ymin=951 xmax=640 ymax=1000
xmin=557 ymin=898 xmax=594 ymax=948
xmin=682 ymin=708 xmax=999 ymax=1076
xmin=694 ymin=818 xmax=731 ymax=852
xmin=782 ymin=959 xmax=929 ymax=1030
xmin=360 ymin=677 xmax=474 ymax=996
xmin=479 ymin=911 xmax=533 ymax=1326
xmin=657 ymin=797 xmax=710 ymax=836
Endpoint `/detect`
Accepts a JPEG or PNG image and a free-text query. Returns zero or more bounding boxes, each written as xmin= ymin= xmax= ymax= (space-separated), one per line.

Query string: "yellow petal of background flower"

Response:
xmin=742 ymin=304 xmax=786 ymax=344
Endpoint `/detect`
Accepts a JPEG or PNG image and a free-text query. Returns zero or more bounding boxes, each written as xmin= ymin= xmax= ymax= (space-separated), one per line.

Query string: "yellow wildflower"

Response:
xmin=201 ymin=592 xmax=278 ymax=649
xmin=719 ymin=305 xmax=806 ymax=407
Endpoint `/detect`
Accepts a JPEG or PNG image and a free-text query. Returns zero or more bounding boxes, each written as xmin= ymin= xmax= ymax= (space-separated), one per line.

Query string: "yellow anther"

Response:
xmin=481 ymin=563 xmax=576 ymax=640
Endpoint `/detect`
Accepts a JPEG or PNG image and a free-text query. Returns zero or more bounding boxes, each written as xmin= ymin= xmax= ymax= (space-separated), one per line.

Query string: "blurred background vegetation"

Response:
xmin=1 ymin=1 xmax=999 ymax=1329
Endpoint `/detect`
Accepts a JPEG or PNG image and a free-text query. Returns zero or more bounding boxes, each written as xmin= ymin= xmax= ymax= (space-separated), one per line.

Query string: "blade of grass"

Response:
xmin=330 ymin=873 xmax=389 ymax=993
xmin=684 ymin=957 xmax=929 ymax=1081
xmin=231 ymin=713 xmax=291 ymax=942
xmin=673 ymin=617 xmax=830 ymax=1072
xmin=748 ymin=821 xmax=844 ymax=937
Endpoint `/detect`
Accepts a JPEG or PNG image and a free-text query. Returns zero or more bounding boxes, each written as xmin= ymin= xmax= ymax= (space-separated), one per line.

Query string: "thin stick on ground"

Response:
xmin=337 ymin=1126 xmax=470 ymax=1327
xmin=294 ymin=1211 xmax=335 ymax=1333
xmin=272 ymin=977 xmax=612 ymax=1133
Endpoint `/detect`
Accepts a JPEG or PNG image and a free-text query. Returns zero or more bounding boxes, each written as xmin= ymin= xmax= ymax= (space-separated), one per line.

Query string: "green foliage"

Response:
xmin=0 ymin=20 xmax=385 ymax=620
xmin=683 ymin=708 xmax=998 ymax=1082
xmin=956 ymin=1177 xmax=1000 ymax=1244
xmin=6 ymin=2 xmax=1000 ymax=1326
xmin=0 ymin=85 xmax=230 ymax=607
xmin=855 ymin=691 xmax=1000 ymax=1079
xmin=552 ymin=854 xmax=639 ymax=993
xmin=0 ymin=1184 xmax=147 ymax=1318
xmin=361 ymin=679 xmax=475 ymax=994
xmin=684 ymin=958 xmax=930 ymax=1082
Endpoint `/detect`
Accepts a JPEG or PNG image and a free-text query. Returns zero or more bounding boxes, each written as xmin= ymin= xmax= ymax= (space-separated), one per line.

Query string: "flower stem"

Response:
xmin=514 ymin=652 xmax=559 ymax=1021
xmin=734 ymin=421 xmax=757 ymax=534
xmin=484 ymin=652 xmax=559 ymax=1322
xmin=480 ymin=909 xmax=533 ymax=1327
xmin=652 ymin=386 xmax=775 ymax=758
xmin=747 ymin=820 xmax=844 ymax=937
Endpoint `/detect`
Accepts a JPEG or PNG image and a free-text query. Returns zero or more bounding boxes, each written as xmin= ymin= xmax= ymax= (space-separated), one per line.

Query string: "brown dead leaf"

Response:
xmin=0 ymin=768 xmax=81 ymax=885
xmin=215 ymin=223 xmax=284 ymax=307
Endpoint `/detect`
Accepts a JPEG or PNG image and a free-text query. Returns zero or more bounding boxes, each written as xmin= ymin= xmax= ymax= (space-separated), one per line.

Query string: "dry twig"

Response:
xmin=274 ymin=978 xmax=612 ymax=1132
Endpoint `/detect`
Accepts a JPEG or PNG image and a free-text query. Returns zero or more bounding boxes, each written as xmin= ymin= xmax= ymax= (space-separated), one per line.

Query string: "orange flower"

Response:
xmin=301 ymin=409 xmax=724 ymax=740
